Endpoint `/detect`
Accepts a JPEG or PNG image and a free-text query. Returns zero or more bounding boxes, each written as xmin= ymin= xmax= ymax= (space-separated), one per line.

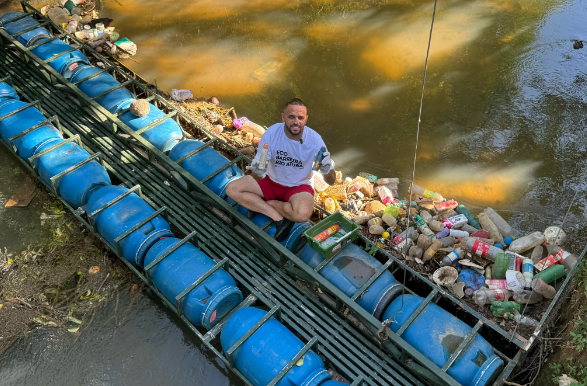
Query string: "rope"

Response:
xmin=381 ymin=0 xmax=439 ymax=329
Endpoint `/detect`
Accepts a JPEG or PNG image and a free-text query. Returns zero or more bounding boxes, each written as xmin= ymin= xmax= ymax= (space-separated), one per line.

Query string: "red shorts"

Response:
xmin=257 ymin=176 xmax=314 ymax=202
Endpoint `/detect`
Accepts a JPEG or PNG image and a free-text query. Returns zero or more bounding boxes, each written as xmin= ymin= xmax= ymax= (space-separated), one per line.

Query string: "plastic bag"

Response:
xmin=458 ymin=269 xmax=485 ymax=291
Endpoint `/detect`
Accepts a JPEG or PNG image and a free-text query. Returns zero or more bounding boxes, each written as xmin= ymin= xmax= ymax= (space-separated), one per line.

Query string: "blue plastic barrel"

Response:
xmin=34 ymin=139 xmax=111 ymax=208
xmin=86 ymin=185 xmax=174 ymax=265
xmin=0 ymin=100 xmax=48 ymax=146
xmin=143 ymin=237 xmax=242 ymax=330
xmin=221 ymin=307 xmax=333 ymax=386
xmin=299 ymin=243 xmax=402 ymax=320
xmin=0 ymin=12 xmax=51 ymax=47
xmin=119 ymin=103 xmax=183 ymax=152
xmin=31 ymin=39 xmax=90 ymax=79
xmin=169 ymin=140 xmax=243 ymax=198
xmin=16 ymin=125 xmax=63 ymax=160
xmin=0 ymin=82 xmax=19 ymax=103
xmin=382 ymin=294 xmax=504 ymax=386
xmin=247 ymin=210 xmax=311 ymax=253
xmin=69 ymin=65 xmax=135 ymax=113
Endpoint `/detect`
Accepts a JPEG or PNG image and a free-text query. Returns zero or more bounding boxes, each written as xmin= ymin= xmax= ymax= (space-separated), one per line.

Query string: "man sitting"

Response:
xmin=226 ymin=98 xmax=336 ymax=241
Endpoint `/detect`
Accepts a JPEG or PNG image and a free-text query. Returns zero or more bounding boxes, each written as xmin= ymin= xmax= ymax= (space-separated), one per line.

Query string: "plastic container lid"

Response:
xmin=96 ymin=23 xmax=104 ymax=30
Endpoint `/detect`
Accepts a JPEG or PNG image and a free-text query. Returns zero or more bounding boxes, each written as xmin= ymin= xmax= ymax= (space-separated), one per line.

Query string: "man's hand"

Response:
xmin=319 ymin=151 xmax=334 ymax=175
xmin=246 ymin=158 xmax=267 ymax=179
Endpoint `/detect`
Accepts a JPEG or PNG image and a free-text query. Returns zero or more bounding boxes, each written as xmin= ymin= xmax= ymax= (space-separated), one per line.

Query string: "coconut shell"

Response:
xmin=129 ymin=99 xmax=150 ymax=117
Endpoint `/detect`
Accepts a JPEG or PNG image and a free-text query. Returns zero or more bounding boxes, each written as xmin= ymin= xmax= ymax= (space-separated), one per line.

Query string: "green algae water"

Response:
xmin=0 ymin=0 xmax=586 ymax=385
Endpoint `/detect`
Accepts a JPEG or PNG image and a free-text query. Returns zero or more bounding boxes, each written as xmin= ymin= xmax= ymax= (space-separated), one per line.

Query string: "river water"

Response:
xmin=0 ymin=0 xmax=586 ymax=385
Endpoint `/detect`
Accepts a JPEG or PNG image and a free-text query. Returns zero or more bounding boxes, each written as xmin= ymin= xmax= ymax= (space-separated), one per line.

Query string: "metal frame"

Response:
xmin=0 ymin=36 xmax=425 ymax=386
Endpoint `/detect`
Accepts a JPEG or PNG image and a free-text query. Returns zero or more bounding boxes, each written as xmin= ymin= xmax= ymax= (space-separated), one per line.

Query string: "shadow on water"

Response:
xmin=0 ymin=289 xmax=240 ymax=386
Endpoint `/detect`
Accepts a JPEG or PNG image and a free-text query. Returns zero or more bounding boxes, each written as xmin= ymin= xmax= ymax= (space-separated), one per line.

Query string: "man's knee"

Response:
xmin=291 ymin=206 xmax=313 ymax=223
xmin=226 ymin=180 xmax=238 ymax=198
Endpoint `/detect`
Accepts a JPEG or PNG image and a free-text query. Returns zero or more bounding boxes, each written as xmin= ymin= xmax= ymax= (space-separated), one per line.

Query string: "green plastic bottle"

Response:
xmin=63 ymin=0 xmax=76 ymax=12
xmin=455 ymin=204 xmax=481 ymax=229
xmin=492 ymin=253 xmax=510 ymax=280
xmin=490 ymin=301 xmax=521 ymax=317
xmin=534 ymin=264 xmax=566 ymax=284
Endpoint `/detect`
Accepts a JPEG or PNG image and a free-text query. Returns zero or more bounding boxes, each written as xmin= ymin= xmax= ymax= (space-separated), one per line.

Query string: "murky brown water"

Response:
xmin=1 ymin=0 xmax=586 ymax=384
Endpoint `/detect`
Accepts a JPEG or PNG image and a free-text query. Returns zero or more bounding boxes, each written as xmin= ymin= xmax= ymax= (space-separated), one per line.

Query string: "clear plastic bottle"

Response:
xmin=48 ymin=7 xmax=70 ymax=24
xmin=462 ymin=237 xmax=503 ymax=262
xmin=530 ymin=245 xmax=544 ymax=264
xmin=449 ymin=229 xmax=469 ymax=238
xmin=419 ymin=210 xmax=433 ymax=223
xmin=439 ymin=236 xmax=456 ymax=247
xmin=484 ymin=207 xmax=513 ymax=238
xmin=531 ymin=278 xmax=557 ymax=299
xmin=233 ymin=117 xmax=265 ymax=138
xmin=477 ymin=212 xmax=505 ymax=245
xmin=416 ymin=215 xmax=435 ymax=239
xmin=504 ymin=311 xmax=540 ymax=327
xmin=461 ymin=223 xmax=478 ymax=234
xmin=513 ymin=289 xmax=543 ymax=305
xmin=423 ymin=239 xmax=443 ymax=261
xmin=410 ymin=183 xmax=444 ymax=202
xmin=258 ymin=143 xmax=269 ymax=169
xmin=545 ymin=245 xmax=578 ymax=272
xmin=440 ymin=247 xmax=463 ymax=267
xmin=473 ymin=288 xmax=512 ymax=306
xmin=66 ymin=19 xmax=78 ymax=34
xmin=392 ymin=228 xmax=419 ymax=249
xmin=376 ymin=178 xmax=399 ymax=186
xmin=508 ymin=232 xmax=545 ymax=254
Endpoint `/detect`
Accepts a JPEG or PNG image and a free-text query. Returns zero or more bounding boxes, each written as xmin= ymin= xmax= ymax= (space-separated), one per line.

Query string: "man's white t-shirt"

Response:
xmin=256 ymin=123 xmax=329 ymax=187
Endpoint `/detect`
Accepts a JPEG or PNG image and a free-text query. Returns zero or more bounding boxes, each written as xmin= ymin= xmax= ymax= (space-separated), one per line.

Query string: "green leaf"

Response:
xmin=67 ymin=316 xmax=83 ymax=325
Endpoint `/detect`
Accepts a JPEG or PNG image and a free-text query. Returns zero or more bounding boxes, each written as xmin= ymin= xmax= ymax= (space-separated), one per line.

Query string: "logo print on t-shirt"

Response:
xmin=274 ymin=150 xmax=304 ymax=168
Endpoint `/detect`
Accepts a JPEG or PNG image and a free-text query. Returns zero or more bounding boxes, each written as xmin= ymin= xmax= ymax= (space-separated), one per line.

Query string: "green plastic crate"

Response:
xmin=305 ymin=212 xmax=359 ymax=259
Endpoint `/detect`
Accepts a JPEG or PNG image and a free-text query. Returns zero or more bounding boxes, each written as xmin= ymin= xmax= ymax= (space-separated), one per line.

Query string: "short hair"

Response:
xmin=284 ymin=98 xmax=306 ymax=108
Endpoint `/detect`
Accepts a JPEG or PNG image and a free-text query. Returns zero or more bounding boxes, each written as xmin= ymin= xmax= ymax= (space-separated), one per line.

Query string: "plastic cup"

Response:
xmin=109 ymin=32 xmax=120 ymax=42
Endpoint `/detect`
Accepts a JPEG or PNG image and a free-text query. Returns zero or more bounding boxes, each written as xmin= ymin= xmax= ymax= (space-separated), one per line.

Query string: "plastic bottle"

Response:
xmin=460 ymin=223 xmax=478 ymax=234
xmin=508 ymin=232 xmax=545 ymax=254
xmin=534 ymin=264 xmax=566 ymax=284
xmin=258 ymin=143 xmax=269 ymax=169
xmin=531 ymin=278 xmax=557 ymax=299
xmin=513 ymin=290 xmax=543 ymax=305
xmin=63 ymin=0 xmax=76 ymax=12
xmin=449 ymin=229 xmax=469 ymax=238
xmin=484 ymin=207 xmax=513 ymax=238
xmin=324 ymin=197 xmax=336 ymax=213
xmin=233 ymin=117 xmax=265 ymax=138
xmin=66 ymin=19 xmax=78 ymax=34
xmin=462 ymin=237 xmax=503 ymax=262
xmin=477 ymin=212 xmax=505 ymax=245
xmin=438 ymin=236 xmax=456 ymax=247
xmin=442 ymin=214 xmax=468 ymax=229
xmin=70 ymin=6 xmax=81 ymax=16
xmin=531 ymin=245 xmax=544 ymax=264
xmin=411 ymin=183 xmax=444 ymax=202
xmin=486 ymin=279 xmax=507 ymax=290
xmin=504 ymin=311 xmax=540 ymax=327
xmin=545 ymin=245 xmax=578 ymax=272
xmin=48 ymin=7 xmax=70 ymax=24
xmin=521 ymin=258 xmax=534 ymax=289
xmin=416 ymin=215 xmax=435 ymax=239
xmin=485 ymin=267 xmax=492 ymax=280
xmin=490 ymin=301 xmax=521 ymax=317
xmin=436 ymin=227 xmax=450 ymax=238
xmin=440 ymin=247 xmax=463 ymax=267
xmin=314 ymin=224 xmax=340 ymax=242
xmin=423 ymin=239 xmax=443 ymax=261
xmin=311 ymin=146 xmax=327 ymax=172
xmin=492 ymin=253 xmax=509 ymax=279
xmin=419 ymin=210 xmax=433 ymax=223
xmin=392 ymin=228 xmax=419 ymax=249
xmin=455 ymin=205 xmax=481 ymax=229
xmin=376 ymin=178 xmax=399 ymax=186
xmin=473 ymin=288 xmax=511 ymax=306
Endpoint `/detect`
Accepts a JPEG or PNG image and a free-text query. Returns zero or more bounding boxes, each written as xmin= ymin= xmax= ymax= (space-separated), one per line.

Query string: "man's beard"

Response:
xmin=285 ymin=123 xmax=303 ymax=136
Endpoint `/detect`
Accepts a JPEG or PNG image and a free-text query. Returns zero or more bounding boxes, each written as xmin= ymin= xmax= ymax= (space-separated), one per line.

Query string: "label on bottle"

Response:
xmin=393 ymin=234 xmax=405 ymax=246
xmin=522 ymin=262 xmax=533 ymax=274
xmin=472 ymin=240 xmax=490 ymax=258
xmin=423 ymin=189 xmax=435 ymax=199
xmin=487 ymin=280 xmax=507 ymax=290
xmin=534 ymin=255 xmax=561 ymax=271
xmin=447 ymin=251 xmax=460 ymax=263
xmin=555 ymin=249 xmax=571 ymax=261
xmin=493 ymin=289 xmax=506 ymax=301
